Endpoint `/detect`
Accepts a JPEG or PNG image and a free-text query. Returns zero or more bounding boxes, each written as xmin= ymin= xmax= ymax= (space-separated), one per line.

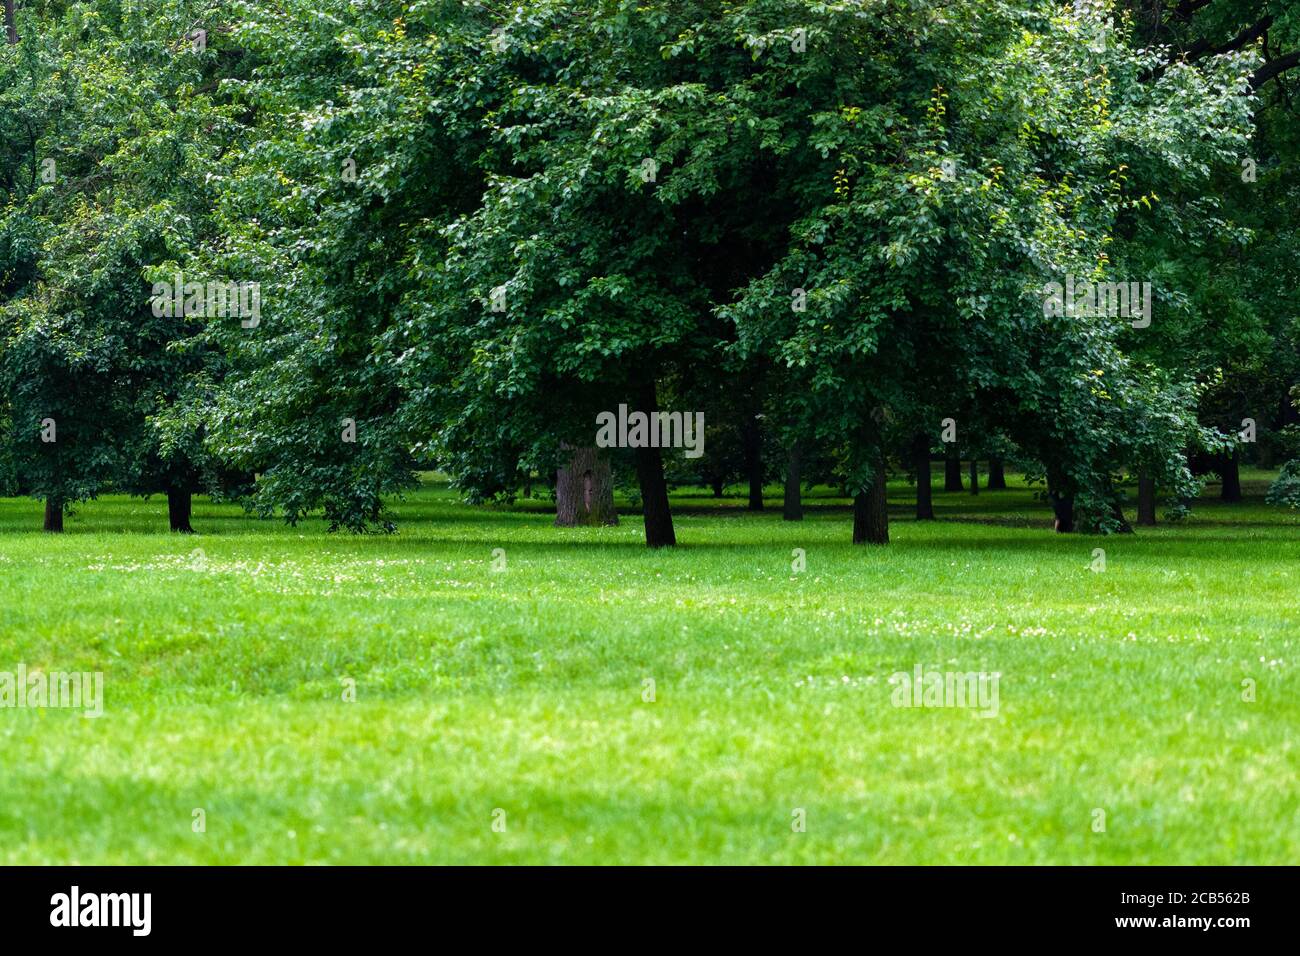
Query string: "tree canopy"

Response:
xmin=1 ymin=0 xmax=1296 ymax=543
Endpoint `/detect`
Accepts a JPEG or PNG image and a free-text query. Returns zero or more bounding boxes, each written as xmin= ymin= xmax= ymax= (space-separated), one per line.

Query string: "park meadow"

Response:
xmin=1 ymin=470 xmax=1295 ymax=864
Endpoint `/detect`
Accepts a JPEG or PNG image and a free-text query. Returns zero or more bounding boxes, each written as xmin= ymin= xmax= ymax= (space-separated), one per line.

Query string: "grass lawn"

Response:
xmin=0 ymin=469 xmax=1296 ymax=864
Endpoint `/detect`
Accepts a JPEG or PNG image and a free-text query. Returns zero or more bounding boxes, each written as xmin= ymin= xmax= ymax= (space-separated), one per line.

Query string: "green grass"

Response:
xmin=0 ymin=469 xmax=1297 ymax=864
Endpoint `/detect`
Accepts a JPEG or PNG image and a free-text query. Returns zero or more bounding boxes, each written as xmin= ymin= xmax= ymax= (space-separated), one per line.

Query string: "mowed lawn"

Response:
xmin=0 ymin=470 xmax=1296 ymax=865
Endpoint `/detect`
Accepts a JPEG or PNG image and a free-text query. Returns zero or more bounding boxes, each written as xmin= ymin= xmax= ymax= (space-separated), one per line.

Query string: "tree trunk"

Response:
xmin=782 ymin=444 xmax=802 ymax=521
xmin=1136 ymin=473 xmax=1156 ymax=526
xmin=913 ymin=434 xmax=934 ymax=520
xmin=4 ymin=0 xmax=17 ymax=45
xmin=987 ymin=458 xmax=1006 ymax=490
xmin=742 ymin=415 xmax=764 ymax=511
xmin=554 ymin=447 xmax=618 ymax=527
xmin=710 ymin=477 xmax=724 ymax=499
xmin=944 ymin=452 xmax=963 ymax=491
xmin=1049 ymin=490 xmax=1074 ymax=533
xmin=633 ymin=380 xmax=676 ymax=548
xmin=968 ymin=460 xmax=979 ymax=495
xmin=168 ymin=487 xmax=195 ymax=533
xmin=852 ymin=459 xmax=889 ymax=545
xmin=1110 ymin=499 xmax=1134 ymax=534
xmin=43 ymin=498 xmax=63 ymax=533
xmin=1220 ymin=451 xmax=1242 ymax=502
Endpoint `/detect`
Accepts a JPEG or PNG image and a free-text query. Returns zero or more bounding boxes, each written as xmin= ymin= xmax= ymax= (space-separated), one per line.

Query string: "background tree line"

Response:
xmin=1 ymin=0 xmax=1297 ymax=546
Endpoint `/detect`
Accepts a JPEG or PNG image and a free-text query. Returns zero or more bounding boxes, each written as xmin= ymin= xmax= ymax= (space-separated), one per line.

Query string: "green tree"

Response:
xmin=0 ymin=1 xmax=243 ymax=531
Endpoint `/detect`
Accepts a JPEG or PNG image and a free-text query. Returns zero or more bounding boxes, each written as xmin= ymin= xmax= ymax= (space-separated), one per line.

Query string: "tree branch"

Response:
xmin=1185 ymin=15 xmax=1273 ymax=62
xmin=1252 ymin=48 xmax=1300 ymax=89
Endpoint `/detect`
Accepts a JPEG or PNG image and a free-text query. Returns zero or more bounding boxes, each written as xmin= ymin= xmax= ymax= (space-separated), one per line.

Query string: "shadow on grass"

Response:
xmin=1 ymin=481 xmax=1293 ymax=544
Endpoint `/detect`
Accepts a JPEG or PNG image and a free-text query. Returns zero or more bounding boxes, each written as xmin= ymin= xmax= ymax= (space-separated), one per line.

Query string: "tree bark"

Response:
xmin=944 ymin=451 xmax=963 ymax=491
xmin=913 ymin=434 xmax=934 ymax=520
xmin=710 ymin=477 xmax=724 ymax=498
xmin=1219 ymin=450 xmax=1242 ymax=502
xmin=1110 ymin=499 xmax=1134 ymax=534
xmin=782 ymin=444 xmax=802 ymax=521
xmin=168 ymin=487 xmax=195 ymax=533
xmin=968 ymin=460 xmax=979 ymax=495
xmin=554 ymin=447 xmax=618 ymax=527
xmin=987 ymin=458 xmax=1006 ymax=490
xmin=1049 ymin=490 xmax=1074 ymax=533
xmin=742 ymin=414 xmax=764 ymax=511
xmin=852 ymin=459 xmax=889 ymax=545
xmin=4 ymin=0 xmax=17 ymax=45
xmin=633 ymin=380 xmax=676 ymax=548
xmin=1136 ymin=474 xmax=1156 ymax=526
xmin=43 ymin=498 xmax=63 ymax=533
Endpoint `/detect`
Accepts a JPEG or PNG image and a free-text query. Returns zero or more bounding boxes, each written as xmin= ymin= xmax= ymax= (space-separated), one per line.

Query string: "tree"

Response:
xmin=1 ymin=1 xmax=244 ymax=531
xmin=398 ymin=2 xmax=822 ymax=547
xmin=728 ymin=0 xmax=1256 ymax=541
xmin=195 ymin=0 xmax=478 ymax=530
xmin=1122 ymin=0 xmax=1300 ymax=509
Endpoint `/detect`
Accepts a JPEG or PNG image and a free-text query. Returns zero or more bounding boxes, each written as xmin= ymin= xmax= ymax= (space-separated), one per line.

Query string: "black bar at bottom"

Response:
xmin=0 ymin=866 xmax=1286 ymax=942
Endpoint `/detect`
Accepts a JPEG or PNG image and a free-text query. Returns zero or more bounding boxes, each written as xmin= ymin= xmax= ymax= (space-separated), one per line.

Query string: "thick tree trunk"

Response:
xmin=1049 ymin=491 xmax=1074 ymax=533
xmin=168 ymin=487 xmax=195 ymax=533
xmin=944 ymin=452 xmax=963 ymax=491
xmin=633 ymin=380 xmax=676 ymax=548
xmin=1220 ymin=451 xmax=1242 ymax=502
xmin=710 ymin=477 xmax=724 ymax=499
xmin=987 ymin=458 xmax=1007 ymax=490
xmin=4 ymin=0 xmax=17 ymax=45
xmin=852 ymin=460 xmax=889 ymax=545
xmin=913 ymin=434 xmax=934 ymax=520
xmin=554 ymin=447 xmax=618 ymax=527
xmin=1110 ymin=499 xmax=1134 ymax=534
xmin=1136 ymin=473 xmax=1156 ymax=526
xmin=968 ymin=460 xmax=979 ymax=495
xmin=782 ymin=444 xmax=802 ymax=521
xmin=43 ymin=498 xmax=63 ymax=533
xmin=742 ymin=415 xmax=764 ymax=510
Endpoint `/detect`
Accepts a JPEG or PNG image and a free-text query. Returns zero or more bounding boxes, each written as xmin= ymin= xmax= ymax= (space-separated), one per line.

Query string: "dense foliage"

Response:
xmin=1 ymin=0 xmax=1297 ymax=542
